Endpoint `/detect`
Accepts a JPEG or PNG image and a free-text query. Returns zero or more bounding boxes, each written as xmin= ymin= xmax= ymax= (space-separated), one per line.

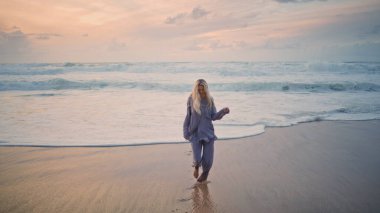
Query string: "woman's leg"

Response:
xmin=198 ymin=140 xmax=214 ymax=182
xmin=201 ymin=140 xmax=214 ymax=172
xmin=191 ymin=141 xmax=202 ymax=178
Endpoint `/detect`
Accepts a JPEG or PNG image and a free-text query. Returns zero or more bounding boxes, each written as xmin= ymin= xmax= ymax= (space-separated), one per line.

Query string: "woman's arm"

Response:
xmin=211 ymin=99 xmax=229 ymax=121
xmin=183 ymin=97 xmax=192 ymax=140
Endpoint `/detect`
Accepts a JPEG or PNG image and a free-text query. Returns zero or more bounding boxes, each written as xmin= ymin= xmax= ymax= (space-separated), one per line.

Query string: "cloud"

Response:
xmin=0 ymin=27 xmax=62 ymax=62
xmin=367 ymin=25 xmax=380 ymax=35
xmin=0 ymin=26 xmax=62 ymax=41
xmin=316 ymin=41 xmax=380 ymax=61
xmin=185 ymin=39 xmax=248 ymax=51
xmin=165 ymin=6 xmax=210 ymax=24
xmin=357 ymin=24 xmax=380 ymax=40
xmin=346 ymin=42 xmax=380 ymax=61
xmin=247 ymin=7 xmax=380 ymax=61
xmin=108 ymin=39 xmax=127 ymax=51
xmin=164 ymin=13 xmax=187 ymax=24
xmin=262 ymin=39 xmax=301 ymax=49
xmin=0 ymin=29 xmax=29 ymax=46
xmin=307 ymin=9 xmax=380 ymax=43
xmin=191 ymin=7 xmax=210 ymax=19
xmin=0 ymin=28 xmax=31 ymax=62
xmin=28 ymin=33 xmax=62 ymax=40
xmin=274 ymin=0 xmax=327 ymax=3
xmin=1 ymin=0 xmax=378 ymax=62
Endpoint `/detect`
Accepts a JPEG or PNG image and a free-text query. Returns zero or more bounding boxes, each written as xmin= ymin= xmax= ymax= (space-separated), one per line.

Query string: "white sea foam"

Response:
xmin=0 ymin=62 xmax=379 ymax=146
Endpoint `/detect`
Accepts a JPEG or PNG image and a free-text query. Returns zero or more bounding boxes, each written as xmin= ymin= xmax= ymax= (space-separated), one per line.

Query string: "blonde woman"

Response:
xmin=183 ymin=79 xmax=230 ymax=182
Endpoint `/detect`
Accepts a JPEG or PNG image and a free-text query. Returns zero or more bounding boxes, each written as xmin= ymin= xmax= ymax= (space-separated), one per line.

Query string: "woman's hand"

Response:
xmin=223 ymin=107 xmax=230 ymax=114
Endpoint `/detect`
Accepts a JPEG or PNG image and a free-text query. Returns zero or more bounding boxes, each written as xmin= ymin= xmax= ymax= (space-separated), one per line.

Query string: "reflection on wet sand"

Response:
xmin=191 ymin=182 xmax=216 ymax=213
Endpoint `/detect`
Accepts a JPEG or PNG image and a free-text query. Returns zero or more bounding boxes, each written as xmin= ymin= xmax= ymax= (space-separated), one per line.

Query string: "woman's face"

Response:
xmin=198 ymin=85 xmax=206 ymax=98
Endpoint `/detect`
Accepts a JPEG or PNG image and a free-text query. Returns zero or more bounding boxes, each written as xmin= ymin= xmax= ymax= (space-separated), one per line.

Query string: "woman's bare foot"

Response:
xmin=193 ymin=166 xmax=199 ymax=179
xmin=197 ymin=171 xmax=208 ymax=182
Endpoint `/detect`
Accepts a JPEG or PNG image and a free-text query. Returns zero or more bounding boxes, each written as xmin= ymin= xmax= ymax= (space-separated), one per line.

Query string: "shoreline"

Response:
xmin=1 ymin=120 xmax=380 ymax=212
xmin=1 ymin=119 xmax=379 ymax=148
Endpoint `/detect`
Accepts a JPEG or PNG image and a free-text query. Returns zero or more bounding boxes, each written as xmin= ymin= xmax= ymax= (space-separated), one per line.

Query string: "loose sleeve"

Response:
xmin=183 ymin=97 xmax=192 ymax=140
xmin=211 ymin=99 xmax=227 ymax=121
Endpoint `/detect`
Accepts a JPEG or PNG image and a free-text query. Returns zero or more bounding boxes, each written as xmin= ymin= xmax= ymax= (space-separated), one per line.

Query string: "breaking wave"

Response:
xmin=1 ymin=78 xmax=379 ymax=92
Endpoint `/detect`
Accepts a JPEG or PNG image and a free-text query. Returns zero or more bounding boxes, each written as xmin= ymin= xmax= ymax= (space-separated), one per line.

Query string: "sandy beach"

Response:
xmin=1 ymin=120 xmax=380 ymax=213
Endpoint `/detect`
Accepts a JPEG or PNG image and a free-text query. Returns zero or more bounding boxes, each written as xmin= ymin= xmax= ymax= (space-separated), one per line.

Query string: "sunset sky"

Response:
xmin=1 ymin=0 xmax=380 ymax=63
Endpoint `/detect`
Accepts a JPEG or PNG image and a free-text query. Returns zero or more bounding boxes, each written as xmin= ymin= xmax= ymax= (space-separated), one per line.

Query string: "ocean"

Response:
xmin=0 ymin=62 xmax=379 ymax=146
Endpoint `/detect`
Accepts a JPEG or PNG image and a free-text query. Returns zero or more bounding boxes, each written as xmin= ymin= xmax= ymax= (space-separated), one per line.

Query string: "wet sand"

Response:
xmin=1 ymin=120 xmax=380 ymax=212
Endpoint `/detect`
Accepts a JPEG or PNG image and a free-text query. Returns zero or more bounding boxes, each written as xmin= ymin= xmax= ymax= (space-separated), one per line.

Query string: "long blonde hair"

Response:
xmin=191 ymin=79 xmax=213 ymax=115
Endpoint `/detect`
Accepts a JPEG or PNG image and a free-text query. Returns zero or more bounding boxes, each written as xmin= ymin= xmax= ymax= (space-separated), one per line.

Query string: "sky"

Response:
xmin=1 ymin=0 xmax=380 ymax=63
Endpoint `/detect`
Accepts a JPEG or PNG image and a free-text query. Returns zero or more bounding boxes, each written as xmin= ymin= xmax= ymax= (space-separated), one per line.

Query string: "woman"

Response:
xmin=183 ymin=79 xmax=230 ymax=182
